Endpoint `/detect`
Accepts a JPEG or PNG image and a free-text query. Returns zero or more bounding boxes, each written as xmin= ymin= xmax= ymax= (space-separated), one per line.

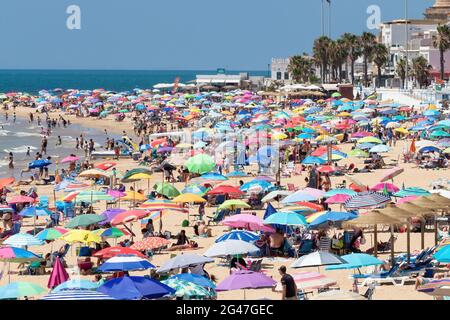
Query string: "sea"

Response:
xmin=0 ymin=69 xmax=267 ymax=94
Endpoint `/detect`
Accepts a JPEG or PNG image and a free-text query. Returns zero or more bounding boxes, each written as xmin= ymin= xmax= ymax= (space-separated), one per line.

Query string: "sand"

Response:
xmin=1 ymin=106 xmax=445 ymax=300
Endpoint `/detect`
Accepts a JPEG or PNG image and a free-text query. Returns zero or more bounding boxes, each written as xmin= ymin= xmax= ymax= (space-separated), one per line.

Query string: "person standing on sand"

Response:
xmin=275 ymin=266 xmax=297 ymax=300
xmin=13 ymin=112 xmax=16 ymax=123
xmin=29 ymin=112 xmax=34 ymax=123
xmin=41 ymin=136 xmax=48 ymax=155
xmin=56 ymin=136 xmax=62 ymax=146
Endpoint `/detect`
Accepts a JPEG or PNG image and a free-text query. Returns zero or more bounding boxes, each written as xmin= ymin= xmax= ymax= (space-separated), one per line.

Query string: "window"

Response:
xmin=276 ymin=72 xmax=282 ymax=80
xmin=284 ymin=72 xmax=289 ymax=80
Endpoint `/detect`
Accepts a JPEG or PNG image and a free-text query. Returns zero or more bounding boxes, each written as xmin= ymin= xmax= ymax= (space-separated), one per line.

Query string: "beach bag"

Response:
xmin=332 ymin=239 xmax=344 ymax=249
xmin=182 ymin=219 xmax=189 ymax=227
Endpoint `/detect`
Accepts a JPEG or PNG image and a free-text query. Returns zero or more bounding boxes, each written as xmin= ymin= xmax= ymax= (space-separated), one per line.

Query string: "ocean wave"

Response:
xmin=0 ymin=160 xmax=9 ymax=167
xmin=0 ymin=130 xmax=10 ymax=136
xmin=13 ymin=131 xmax=42 ymax=137
xmin=4 ymin=145 xmax=38 ymax=153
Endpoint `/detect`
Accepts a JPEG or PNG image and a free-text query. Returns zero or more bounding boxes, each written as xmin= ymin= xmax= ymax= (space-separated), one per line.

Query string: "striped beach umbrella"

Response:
xmin=98 ymin=255 xmax=155 ymax=272
xmin=41 ymin=290 xmax=115 ymax=300
xmin=344 ymin=191 xmax=391 ymax=210
xmin=215 ymin=230 xmax=259 ymax=243
xmin=4 ymin=233 xmax=44 ymax=247
xmin=169 ymin=274 xmax=216 ymax=289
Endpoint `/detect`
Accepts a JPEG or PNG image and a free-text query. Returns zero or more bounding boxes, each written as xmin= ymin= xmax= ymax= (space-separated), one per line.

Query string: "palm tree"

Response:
xmin=412 ymin=56 xmax=432 ymax=88
xmin=432 ymin=24 xmax=450 ymax=81
xmin=313 ymin=36 xmax=332 ymax=83
xmin=341 ymin=33 xmax=362 ymax=84
xmin=288 ymin=54 xmax=314 ymax=83
xmin=396 ymin=57 xmax=407 ymax=89
xmin=360 ymin=32 xmax=377 ymax=86
xmin=372 ymin=43 xmax=389 ymax=88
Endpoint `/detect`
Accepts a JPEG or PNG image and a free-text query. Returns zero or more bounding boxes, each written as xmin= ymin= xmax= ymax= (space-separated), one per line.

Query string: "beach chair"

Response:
xmin=207 ymin=210 xmax=227 ymax=225
xmin=287 ymin=184 xmax=299 ymax=192
xmin=359 ymin=264 xmax=410 ymax=287
xmin=39 ymin=196 xmax=49 ymax=208
xmin=297 ymin=239 xmax=314 ymax=256
xmin=362 ymin=284 xmax=376 ymax=300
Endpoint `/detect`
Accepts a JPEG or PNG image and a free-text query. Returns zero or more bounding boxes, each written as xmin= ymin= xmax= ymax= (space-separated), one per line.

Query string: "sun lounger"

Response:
xmin=357 ymin=265 xmax=411 ymax=287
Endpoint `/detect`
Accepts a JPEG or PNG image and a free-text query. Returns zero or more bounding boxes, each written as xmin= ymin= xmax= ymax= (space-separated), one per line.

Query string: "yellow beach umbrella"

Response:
xmin=337 ymin=112 xmax=351 ymax=117
xmin=272 ymin=132 xmax=288 ymax=140
xmin=127 ymin=172 xmax=152 ymax=180
xmin=427 ymin=104 xmax=437 ymax=110
xmin=120 ymin=191 xmax=147 ymax=202
xmin=172 ymin=193 xmax=206 ymax=203
xmin=175 ymin=143 xmax=193 ymax=149
xmin=395 ymin=127 xmax=409 ymax=135
xmin=60 ymin=230 xmax=102 ymax=244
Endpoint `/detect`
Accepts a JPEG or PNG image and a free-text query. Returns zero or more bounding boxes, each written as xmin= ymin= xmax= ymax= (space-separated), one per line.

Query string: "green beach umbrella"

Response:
xmin=153 ymin=182 xmax=180 ymax=198
xmin=122 ymin=168 xmax=153 ymax=182
xmin=430 ymin=130 xmax=450 ymax=138
xmin=185 ymin=154 xmax=216 ymax=174
xmin=348 ymin=149 xmax=369 ymax=158
xmin=0 ymin=282 xmax=46 ymax=300
xmin=65 ymin=214 xmax=105 ymax=229
xmin=161 ymin=279 xmax=214 ymax=299
xmin=357 ymin=136 xmax=382 ymax=144
xmin=218 ymin=199 xmax=251 ymax=211
xmin=331 ymin=92 xmax=342 ymax=98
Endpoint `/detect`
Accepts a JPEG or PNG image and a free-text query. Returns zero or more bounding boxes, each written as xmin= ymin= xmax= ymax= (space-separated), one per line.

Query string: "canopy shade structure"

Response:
xmin=343 ymin=211 xmax=403 ymax=227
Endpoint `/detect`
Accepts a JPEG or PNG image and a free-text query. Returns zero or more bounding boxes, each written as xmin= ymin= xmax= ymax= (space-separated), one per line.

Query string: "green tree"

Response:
xmin=412 ymin=56 xmax=432 ymax=88
xmin=360 ymin=32 xmax=377 ymax=86
xmin=396 ymin=57 xmax=407 ymax=89
xmin=341 ymin=33 xmax=362 ymax=84
xmin=372 ymin=43 xmax=389 ymax=87
xmin=313 ymin=36 xmax=332 ymax=83
xmin=432 ymin=24 xmax=450 ymax=80
xmin=288 ymin=54 xmax=314 ymax=83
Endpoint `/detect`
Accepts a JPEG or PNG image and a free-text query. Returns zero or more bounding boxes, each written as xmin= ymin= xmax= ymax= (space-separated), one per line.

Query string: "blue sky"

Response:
xmin=0 ymin=0 xmax=433 ymax=70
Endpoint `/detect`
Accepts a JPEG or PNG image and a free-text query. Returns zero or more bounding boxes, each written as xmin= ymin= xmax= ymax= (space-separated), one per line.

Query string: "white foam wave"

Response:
xmin=4 ymin=145 xmax=38 ymax=153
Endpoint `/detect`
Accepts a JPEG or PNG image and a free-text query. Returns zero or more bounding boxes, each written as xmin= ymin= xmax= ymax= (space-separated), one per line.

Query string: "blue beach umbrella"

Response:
xmin=199 ymin=173 xmax=228 ymax=181
xmin=393 ymin=187 xmax=431 ymax=198
xmin=263 ymin=211 xmax=308 ymax=226
xmin=215 ymin=230 xmax=260 ymax=243
xmin=226 ymin=171 xmax=248 ymax=178
xmin=240 ymin=180 xmax=274 ymax=192
xmin=308 ymin=211 xmax=358 ymax=228
xmin=28 ymin=159 xmax=51 ymax=169
xmin=181 ymin=185 xmax=207 ymax=195
xmin=98 ymin=255 xmax=155 ymax=272
xmin=52 ymin=279 xmax=100 ymax=292
xmin=19 ymin=206 xmax=52 ymax=217
xmin=434 ymin=245 xmax=450 ymax=263
xmin=325 ymin=253 xmax=383 ymax=270
xmin=302 ymin=156 xmax=326 ymax=165
xmin=97 ymin=276 xmax=175 ymax=300
xmin=169 ymin=274 xmax=216 ymax=289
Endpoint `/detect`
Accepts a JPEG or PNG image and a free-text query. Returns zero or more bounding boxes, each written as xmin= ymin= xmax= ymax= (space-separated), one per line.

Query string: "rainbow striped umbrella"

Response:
xmin=0 ymin=282 xmax=45 ymax=300
xmin=35 ymin=227 xmax=68 ymax=241
xmin=0 ymin=246 xmax=42 ymax=262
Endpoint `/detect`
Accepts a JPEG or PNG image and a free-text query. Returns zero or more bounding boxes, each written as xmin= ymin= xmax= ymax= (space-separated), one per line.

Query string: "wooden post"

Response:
xmin=374 ymin=225 xmax=378 ymax=257
xmin=434 ymin=216 xmax=438 ymax=246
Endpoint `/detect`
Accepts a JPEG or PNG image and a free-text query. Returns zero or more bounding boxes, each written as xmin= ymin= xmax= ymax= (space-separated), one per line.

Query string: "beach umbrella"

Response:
xmin=216 ymin=271 xmax=276 ymax=298
xmin=130 ymin=237 xmax=171 ymax=251
xmin=35 ymin=228 xmax=67 ymax=241
xmin=357 ymin=136 xmax=382 ymax=144
xmin=185 ymin=154 xmax=215 ymax=174
xmin=110 ymin=210 xmax=150 ymax=226
xmin=325 ymin=194 xmax=352 ymax=204
xmin=119 ymin=191 xmax=147 ymax=202
xmin=344 ymin=191 xmax=390 ymax=210
xmin=42 ymin=290 xmax=115 ymax=300
xmin=98 ymin=255 xmax=155 ymax=272
xmin=78 ymin=169 xmax=112 ymax=179
xmin=52 ymin=279 xmax=99 ymax=292
xmin=99 ymin=208 xmax=126 ymax=225
xmin=199 ymin=173 xmax=228 ymax=181
xmin=60 ymin=230 xmax=102 ymax=244
xmin=226 ymin=171 xmax=248 ymax=178
xmin=0 ymin=246 xmax=42 ymax=263
xmin=207 ymin=185 xmax=244 ymax=196
xmin=418 ymin=146 xmax=441 ymax=153
xmin=215 ymin=230 xmax=259 ymax=243
xmin=325 ymin=253 xmax=383 ymax=270
xmin=0 ymin=282 xmax=45 ymax=300
xmin=28 ymin=159 xmax=51 ymax=169
xmin=240 ymin=180 xmax=274 ymax=193
xmin=222 ymin=214 xmax=275 ymax=232
xmin=7 ymin=195 xmax=35 ymax=204
xmin=281 ymin=190 xmax=318 ymax=204
xmin=122 ymin=168 xmax=153 ymax=181
xmin=161 ymin=279 xmax=214 ymax=299
xmin=263 ymin=211 xmax=307 ymax=226
xmin=138 ymin=200 xmax=188 ymax=213
xmin=61 ymin=155 xmax=80 ymax=164
xmin=301 ymin=156 xmax=327 ymax=165
xmin=181 ymin=185 xmax=207 ymax=195
xmin=172 ymin=193 xmax=206 ymax=203
xmin=311 ymin=290 xmax=366 ymax=300
xmin=380 ymin=166 xmax=405 ymax=182
xmin=19 ymin=206 xmax=52 ymax=217
xmin=348 ymin=149 xmax=369 ymax=158
xmin=290 ymin=251 xmax=346 ymax=268
xmin=65 ymin=214 xmax=105 ymax=228
xmin=157 ymin=254 xmax=214 ymax=273
xmin=204 ymin=240 xmax=259 ymax=257
xmin=97 ymin=276 xmax=175 ymax=300
xmin=93 ymin=227 xmax=126 ymax=238
xmin=48 ymin=257 xmax=69 ymax=289
xmin=433 ymin=245 xmax=450 ymax=263
xmin=393 ymin=187 xmax=431 ymax=198
xmin=94 ymin=162 xmax=117 ymax=171
xmin=261 ymin=190 xmax=292 ymax=203
xmin=324 ymin=189 xmax=357 ymax=198
xmin=369 ymin=144 xmax=390 ymax=153
xmin=218 ymin=199 xmax=250 ymax=211
xmin=153 ymin=182 xmax=180 ymax=198
xmin=371 ymin=182 xmax=400 ymax=193
xmin=274 ymin=271 xmax=336 ymax=291
xmin=4 ymin=233 xmax=43 ymax=247
xmin=0 ymin=177 xmax=14 ymax=189
xmin=93 ymin=246 xmax=146 ymax=259
xmin=395 ymin=196 xmax=419 ymax=205
xmin=308 ymin=211 xmax=358 ymax=227
xmin=169 ymin=274 xmax=216 ymax=289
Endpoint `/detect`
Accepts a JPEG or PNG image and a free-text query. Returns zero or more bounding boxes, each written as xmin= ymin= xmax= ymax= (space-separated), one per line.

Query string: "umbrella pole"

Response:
xmin=374 ymin=225 xmax=378 ymax=257
xmin=434 ymin=216 xmax=439 ymax=246
xmin=8 ymin=262 xmax=10 ymax=284
xmin=243 ymin=289 xmax=246 ymax=300
xmin=407 ymin=219 xmax=411 ymax=265
xmin=421 ymin=219 xmax=425 ymax=250
xmin=133 ymin=182 xmax=136 ymax=208
xmin=390 ymin=224 xmax=395 ymax=268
